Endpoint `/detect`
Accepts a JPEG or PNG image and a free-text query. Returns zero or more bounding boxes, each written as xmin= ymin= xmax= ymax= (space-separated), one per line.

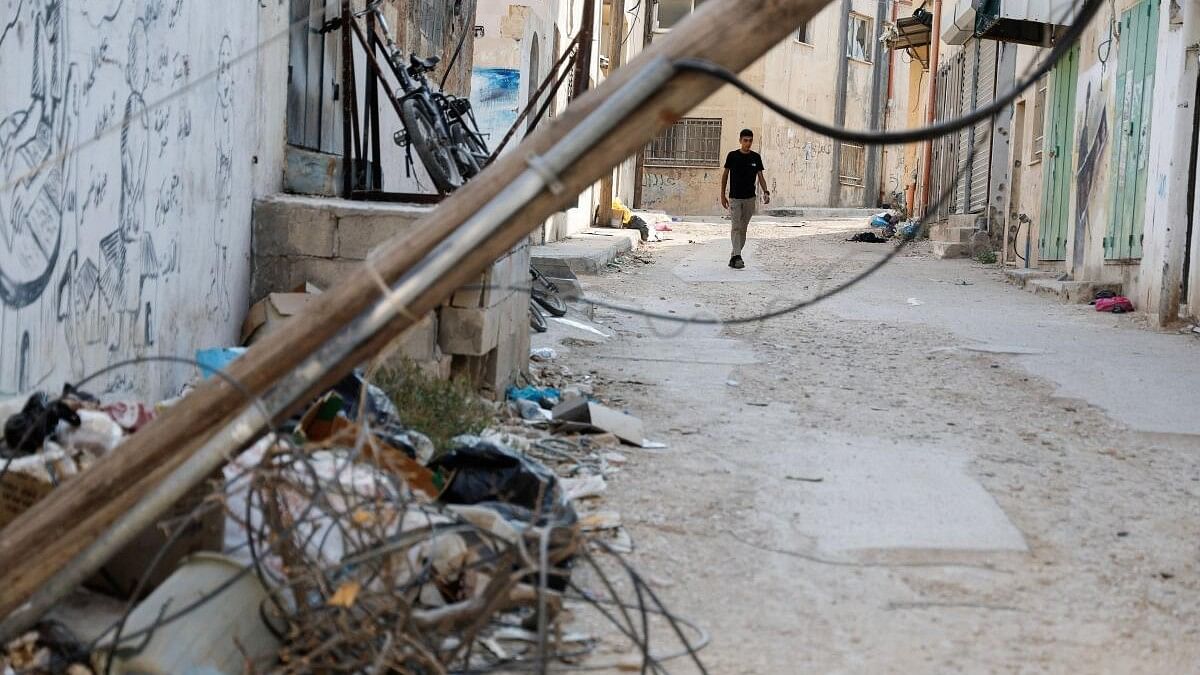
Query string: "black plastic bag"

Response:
xmin=428 ymin=438 xmax=575 ymax=526
xmin=3 ymin=390 xmax=83 ymax=456
xmin=332 ymin=370 xmax=402 ymax=425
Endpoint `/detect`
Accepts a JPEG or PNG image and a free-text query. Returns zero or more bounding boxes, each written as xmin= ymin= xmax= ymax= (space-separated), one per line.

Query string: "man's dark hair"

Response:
xmin=739 ymin=128 xmax=753 ymax=139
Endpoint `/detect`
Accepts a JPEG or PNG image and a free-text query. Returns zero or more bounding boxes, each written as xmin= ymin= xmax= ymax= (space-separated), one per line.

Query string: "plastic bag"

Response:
xmin=3 ymin=392 xmax=81 ymax=456
xmin=428 ymin=438 xmax=575 ymax=526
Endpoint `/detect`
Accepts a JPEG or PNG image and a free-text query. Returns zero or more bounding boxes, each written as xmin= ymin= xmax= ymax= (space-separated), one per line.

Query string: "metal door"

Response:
xmin=1105 ymin=0 xmax=1160 ymax=260
xmin=288 ymin=0 xmax=344 ymax=154
xmin=968 ymin=39 xmax=997 ymax=213
xmin=1038 ymin=44 xmax=1079 ymax=261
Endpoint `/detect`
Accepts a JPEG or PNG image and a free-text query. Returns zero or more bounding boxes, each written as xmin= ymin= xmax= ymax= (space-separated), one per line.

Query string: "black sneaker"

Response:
xmin=730 ymin=255 xmax=745 ymax=269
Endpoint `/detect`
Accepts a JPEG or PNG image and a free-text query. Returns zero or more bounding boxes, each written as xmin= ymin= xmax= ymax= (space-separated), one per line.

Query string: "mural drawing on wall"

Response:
xmin=1073 ymin=72 xmax=1107 ymax=269
xmin=470 ymin=67 xmax=520 ymax=151
xmin=0 ymin=0 xmax=254 ymax=397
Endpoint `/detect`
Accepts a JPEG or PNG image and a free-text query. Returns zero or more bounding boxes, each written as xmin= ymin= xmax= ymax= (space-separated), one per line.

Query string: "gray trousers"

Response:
xmin=730 ymin=197 xmax=755 ymax=257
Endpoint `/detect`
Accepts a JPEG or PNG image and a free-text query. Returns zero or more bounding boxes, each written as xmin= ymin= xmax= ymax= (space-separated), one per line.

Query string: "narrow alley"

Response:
xmin=536 ymin=217 xmax=1200 ymax=673
xmin=4 ymin=0 xmax=1200 ymax=671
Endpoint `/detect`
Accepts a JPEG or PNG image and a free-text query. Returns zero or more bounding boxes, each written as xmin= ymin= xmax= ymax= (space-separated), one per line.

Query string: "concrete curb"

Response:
xmin=531 ymin=229 xmax=641 ymax=276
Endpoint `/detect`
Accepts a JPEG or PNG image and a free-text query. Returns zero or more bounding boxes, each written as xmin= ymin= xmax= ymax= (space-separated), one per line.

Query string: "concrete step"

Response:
xmin=1003 ymin=268 xmax=1056 ymax=288
xmin=928 ymin=223 xmax=976 ymax=244
xmin=1028 ymin=279 xmax=1123 ymax=304
xmin=932 ymin=241 xmax=970 ymax=259
xmin=530 ymin=228 xmax=640 ymax=275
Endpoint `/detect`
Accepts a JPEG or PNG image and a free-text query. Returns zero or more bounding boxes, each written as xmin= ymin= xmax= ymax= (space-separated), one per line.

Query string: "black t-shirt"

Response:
xmin=724 ymin=150 xmax=765 ymax=199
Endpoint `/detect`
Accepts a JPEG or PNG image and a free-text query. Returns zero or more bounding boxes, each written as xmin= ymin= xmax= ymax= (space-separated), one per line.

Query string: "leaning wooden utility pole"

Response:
xmin=0 ymin=0 xmax=833 ymax=631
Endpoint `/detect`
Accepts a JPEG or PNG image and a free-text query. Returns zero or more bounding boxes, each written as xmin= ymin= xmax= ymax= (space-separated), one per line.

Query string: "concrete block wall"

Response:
xmin=251 ymin=195 xmax=529 ymax=394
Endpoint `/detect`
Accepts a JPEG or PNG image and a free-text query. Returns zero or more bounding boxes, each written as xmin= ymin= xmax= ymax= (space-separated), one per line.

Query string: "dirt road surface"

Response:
xmin=538 ymin=219 xmax=1200 ymax=674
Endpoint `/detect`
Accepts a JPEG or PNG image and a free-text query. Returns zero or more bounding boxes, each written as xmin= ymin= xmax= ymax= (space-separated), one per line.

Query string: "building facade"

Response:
xmin=900 ymin=0 xmax=1200 ymax=326
xmin=637 ymin=0 xmax=905 ymax=215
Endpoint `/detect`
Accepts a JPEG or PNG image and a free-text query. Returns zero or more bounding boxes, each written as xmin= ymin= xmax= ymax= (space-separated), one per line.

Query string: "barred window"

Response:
xmin=645 ymin=118 xmax=722 ymax=167
xmin=839 ymin=143 xmax=865 ymax=186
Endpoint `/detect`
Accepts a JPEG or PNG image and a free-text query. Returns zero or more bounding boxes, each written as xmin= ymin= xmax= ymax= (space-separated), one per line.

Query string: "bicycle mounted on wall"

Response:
xmin=324 ymin=0 xmax=490 ymax=200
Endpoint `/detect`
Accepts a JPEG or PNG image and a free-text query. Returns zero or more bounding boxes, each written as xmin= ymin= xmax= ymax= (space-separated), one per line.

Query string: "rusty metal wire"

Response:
xmin=67 ymin=361 xmax=707 ymax=674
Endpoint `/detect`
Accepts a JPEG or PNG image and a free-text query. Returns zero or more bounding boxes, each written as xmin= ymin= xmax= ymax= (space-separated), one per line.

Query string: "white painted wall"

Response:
xmin=1137 ymin=0 xmax=1199 ymax=323
xmin=0 ymin=0 xmax=288 ymax=398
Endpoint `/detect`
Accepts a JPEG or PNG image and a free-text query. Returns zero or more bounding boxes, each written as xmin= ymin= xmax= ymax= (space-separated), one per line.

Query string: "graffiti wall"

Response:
xmin=1071 ymin=62 xmax=1109 ymax=273
xmin=470 ymin=67 xmax=520 ymax=149
xmin=0 ymin=0 xmax=269 ymax=398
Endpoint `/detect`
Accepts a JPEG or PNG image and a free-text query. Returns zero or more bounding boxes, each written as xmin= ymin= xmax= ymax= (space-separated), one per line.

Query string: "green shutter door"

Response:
xmin=1106 ymin=0 xmax=1160 ymax=260
xmin=1038 ymin=45 xmax=1079 ymax=261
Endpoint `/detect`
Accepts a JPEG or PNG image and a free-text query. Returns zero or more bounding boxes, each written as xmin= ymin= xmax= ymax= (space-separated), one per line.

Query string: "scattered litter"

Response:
xmin=241 ymin=291 xmax=318 ymax=345
xmin=654 ymin=223 xmax=672 ymax=232
xmin=603 ymin=451 xmax=628 ymax=465
xmin=552 ymin=317 xmax=611 ymax=338
xmin=511 ymin=399 xmax=550 ymax=421
xmin=1095 ymin=296 xmax=1134 ymax=313
xmin=96 ymin=553 xmax=279 ymax=674
xmin=195 ymin=347 xmax=245 ymax=378
xmin=561 ymin=475 xmax=608 ymax=501
xmin=492 ymin=626 xmax=594 ymax=645
xmin=428 ymin=437 xmax=575 ymax=524
xmin=725 ymin=379 xmax=739 ymax=387
xmin=101 ymin=401 xmax=156 ymax=433
xmin=785 ymin=475 xmax=824 ymax=483
xmin=580 ymin=510 xmax=622 ymax=531
xmin=530 ymin=347 xmax=558 ymax=361
xmin=552 ymin=399 xmax=645 ymax=446
xmin=847 ymin=232 xmax=889 ymax=243
xmin=640 ymin=440 xmax=668 ymax=450
xmin=747 ymin=401 xmax=769 ymax=407
xmin=906 ymin=298 xmax=924 ymax=306
xmin=506 ymin=385 xmax=562 ymax=409
xmin=608 ymin=527 xmax=635 ymax=554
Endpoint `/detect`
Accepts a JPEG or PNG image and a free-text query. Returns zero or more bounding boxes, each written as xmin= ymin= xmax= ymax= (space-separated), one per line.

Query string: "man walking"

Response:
xmin=720 ymin=128 xmax=770 ymax=269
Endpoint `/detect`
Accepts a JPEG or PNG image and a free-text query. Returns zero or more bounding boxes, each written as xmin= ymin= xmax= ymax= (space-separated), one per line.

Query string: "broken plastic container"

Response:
xmin=100 ymin=552 xmax=279 ymax=675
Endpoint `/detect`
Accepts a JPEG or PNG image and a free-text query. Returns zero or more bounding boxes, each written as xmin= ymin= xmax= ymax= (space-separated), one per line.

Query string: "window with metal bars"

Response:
xmin=645 ymin=118 xmax=723 ymax=167
xmin=839 ymin=143 xmax=865 ymax=186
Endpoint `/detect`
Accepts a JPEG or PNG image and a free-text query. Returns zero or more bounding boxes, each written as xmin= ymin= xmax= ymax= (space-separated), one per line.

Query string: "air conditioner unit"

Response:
xmin=943 ymin=0 xmax=1076 ymax=46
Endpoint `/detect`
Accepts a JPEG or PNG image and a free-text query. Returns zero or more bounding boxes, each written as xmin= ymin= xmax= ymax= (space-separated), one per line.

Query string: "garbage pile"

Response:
xmin=848 ymin=210 xmax=919 ymax=243
xmin=1 ymin=362 xmax=704 ymax=673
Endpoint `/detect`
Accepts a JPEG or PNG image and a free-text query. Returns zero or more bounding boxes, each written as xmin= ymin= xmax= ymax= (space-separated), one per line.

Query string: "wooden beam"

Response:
xmin=0 ymin=0 xmax=833 ymax=624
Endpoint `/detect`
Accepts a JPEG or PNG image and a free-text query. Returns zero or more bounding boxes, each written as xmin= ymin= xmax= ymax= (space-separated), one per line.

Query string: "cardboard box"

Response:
xmin=551 ymin=399 xmax=645 ymax=446
xmin=241 ymin=292 xmax=316 ymax=345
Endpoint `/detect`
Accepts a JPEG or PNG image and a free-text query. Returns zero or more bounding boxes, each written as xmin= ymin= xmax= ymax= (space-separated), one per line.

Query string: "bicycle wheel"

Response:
xmin=449 ymin=123 xmax=483 ymax=179
xmin=529 ymin=299 xmax=548 ymax=333
xmin=532 ymin=290 xmax=567 ymax=317
xmin=530 ymin=268 xmax=568 ymax=317
xmin=400 ymin=98 xmax=463 ymax=193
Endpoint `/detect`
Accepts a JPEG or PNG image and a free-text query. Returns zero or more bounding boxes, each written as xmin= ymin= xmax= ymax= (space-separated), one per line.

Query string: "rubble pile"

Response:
xmin=0 ymin=358 xmax=704 ymax=673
